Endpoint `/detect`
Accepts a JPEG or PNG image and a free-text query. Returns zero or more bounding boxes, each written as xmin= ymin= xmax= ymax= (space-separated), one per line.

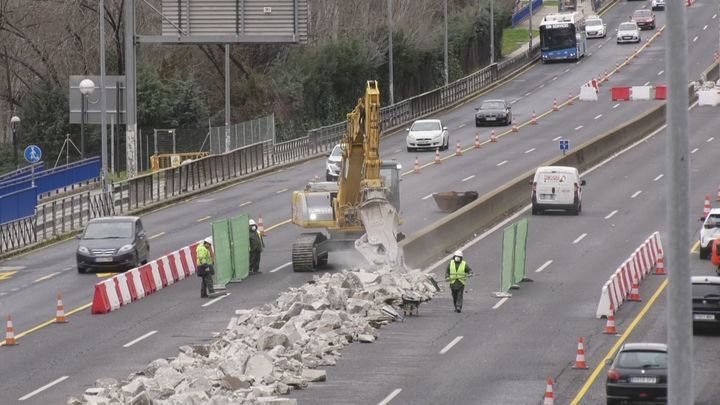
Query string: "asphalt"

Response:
xmin=0 ymin=0 xmax=717 ymax=403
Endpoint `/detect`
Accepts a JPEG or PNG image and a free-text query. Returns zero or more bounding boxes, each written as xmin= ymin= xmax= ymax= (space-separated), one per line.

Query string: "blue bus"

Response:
xmin=539 ymin=11 xmax=587 ymax=62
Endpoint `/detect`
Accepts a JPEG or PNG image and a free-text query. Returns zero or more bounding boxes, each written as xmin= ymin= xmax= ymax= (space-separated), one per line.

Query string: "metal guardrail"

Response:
xmin=0 ymin=48 xmax=541 ymax=255
xmin=150 ymin=152 xmax=210 ymax=172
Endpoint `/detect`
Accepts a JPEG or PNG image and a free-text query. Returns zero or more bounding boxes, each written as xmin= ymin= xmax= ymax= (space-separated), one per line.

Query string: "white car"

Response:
xmin=325 ymin=144 xmax=342 ymax=181
xmin=585 ymin=17 xmax=607 ymax=39
xmin=651 ymin=0 xmax=665 ymax=11
xmin=405 ymin=119 xmax=449 ymax=152
xmin=616 ymin=21 xmax=641 ymax=44
xmin=700 ymin=208 xmax=720 ymax=259
xmin=530 ymin=166 xmax=586 ymax=215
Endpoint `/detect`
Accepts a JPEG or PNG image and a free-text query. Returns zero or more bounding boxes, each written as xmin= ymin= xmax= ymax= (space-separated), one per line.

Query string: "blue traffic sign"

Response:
xmin=24 ymin=145 xmax=42 ymax=163
xmin=559 ymin=139 xmax=570 ymax=151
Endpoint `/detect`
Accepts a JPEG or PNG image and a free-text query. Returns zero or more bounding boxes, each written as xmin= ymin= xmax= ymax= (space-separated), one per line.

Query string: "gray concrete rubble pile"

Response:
xmin=68 ymin=267 xmax=438 ymax=405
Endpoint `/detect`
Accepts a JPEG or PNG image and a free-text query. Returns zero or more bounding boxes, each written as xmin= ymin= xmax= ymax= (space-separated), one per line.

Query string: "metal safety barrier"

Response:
xmin=150 ymin=152 xmax=210 ymax=172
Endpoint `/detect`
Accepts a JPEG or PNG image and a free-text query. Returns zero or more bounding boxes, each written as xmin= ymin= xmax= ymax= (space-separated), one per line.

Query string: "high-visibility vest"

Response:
xmin=449 ymin=260 xmax=467 ymax=285
xmin=196 ymin=244 xmax=213 ymax=266
xmin=712 ymin=240 xmax=720 ymax=267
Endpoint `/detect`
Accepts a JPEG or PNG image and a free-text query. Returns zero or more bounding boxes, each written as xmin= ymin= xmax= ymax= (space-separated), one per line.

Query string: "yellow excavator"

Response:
xmin=290 ymin=80 xmax=403 ymax=271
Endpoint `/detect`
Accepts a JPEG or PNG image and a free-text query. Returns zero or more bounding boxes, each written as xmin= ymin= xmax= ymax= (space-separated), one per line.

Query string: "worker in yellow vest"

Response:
xmin=196 ymin=238 xmax=216 ymax=298
xmin=445 ymin=250 xmax=472 ymax=313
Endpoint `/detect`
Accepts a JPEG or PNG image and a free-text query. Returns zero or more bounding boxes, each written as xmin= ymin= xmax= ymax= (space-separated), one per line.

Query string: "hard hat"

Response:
xmin=203 ymin=236 xmax=212 ymax=245
xmin=453 ymin=250 xmax=463 ymax=257
xmin=249 ymin=219 xmax=257 ymax=226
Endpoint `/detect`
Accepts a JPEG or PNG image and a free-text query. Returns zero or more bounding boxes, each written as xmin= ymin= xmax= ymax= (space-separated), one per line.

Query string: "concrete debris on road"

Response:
xmin=68 ymin=266 xmax=437 ymax=404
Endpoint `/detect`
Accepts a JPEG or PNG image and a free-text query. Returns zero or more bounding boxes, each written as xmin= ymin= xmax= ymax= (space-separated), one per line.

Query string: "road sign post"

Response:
xmin=24 ymin=145 xmax=42 ymax=187
xmin=559 ymin=139 xmax=570 ymax=155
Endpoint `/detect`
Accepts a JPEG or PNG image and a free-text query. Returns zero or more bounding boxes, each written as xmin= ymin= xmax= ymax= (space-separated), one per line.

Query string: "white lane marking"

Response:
xmin=707 ymin=137 xmax=715 ymax=142
xmin=573 ymin=233 xmax=587 ymax=244
xmin=613 ymin=103 xmax=620 ymax=109
xmin=34 ymin=272 xmax=60 ymax=283
xmin=378 ymin=389 xmax=402 ymax=405
xmin=535 ymin=260 xmax=553 ymax=273
xmin=62 ymin=266 xmax=73 ymax=271
xmin=575 ymin=125 xmax=584 ymax=131
xmin=714 ymin=14 xmax=718 ymax=19
xmin=393 ymin=149 xmax=401 ymax=154
xmin=196 ymin=215 xmax=211 ymax=222
xmin=123 ymin=330 xmax=158 ymax=348
xmin=202 ymin=293 xmax=231 ymax=307
xmin=458 ymin=123 xmax=466 ymax=129
xmin=594 ymin=114 xmax=603 ymax=120
xmin=539 ymin=84 xmax=545 ymax=88
xmin=270 ymin=262 xmax=292 ymax=273
xmin=196 ymin=198 xmax=215 ymax=203
xmin=422 ymin=194 xmax=434 ymax=200
xmin=275 ymin=188 xmax=288 ymax=194
xmin=11 ymin=287 xmax=19 ymax=292
xmin=552 ymin=76 xmax=558 ymax=81
xmin=462 ymin=175 xmax=475 ymax=182
xmin=703 ymin=25 xmax=708 ymax=30
xmin=654 ymin=174 xmax=664 ymax=181
xmin=693 ymin=36 xmax=698 ymax=43
xmin=657 ymin=70 xmax=664 ymax=76
xmin=497 ymin=160 xmax=508 ymax=167
xmin=553 ymin=136 xmax=562 ymax=141
xmin=18 ymin=376 xmax=69 ymax=401
xmin=691 ymin=148 xmax=699 ymax=154
xmin=643 ymin=81 xmax=651 ymax=86
xmin=605 ymin=210 xmax=618 ymax=219
xmin=564 ymin=68 xmax=570 ymax=73
xmin=492 ymin=297 xmax=509 ymax=309
xmin=525 ymin=92 xmax=532 ymax=96
xmin=0 ymin=292 xmax=6 ymax=296
xmin=439 ymin=336 xmax=464 ymax=354
xmin=631 ymin=190 xmax=642 ymax=199
xmin=149 ymin=232 xmax=165 ymax=240
xmin=525 ymin=148 xmax=536 ymax=154
xmin=238 ymin=201 xmax=252 ymax=207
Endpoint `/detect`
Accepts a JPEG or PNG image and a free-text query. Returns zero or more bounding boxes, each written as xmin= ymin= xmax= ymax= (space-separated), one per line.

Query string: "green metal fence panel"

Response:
xmin=513 ymin=218 xmax=529 ymax=285
xmin=230 ymin=214 xmax=250 ymax=281
xmin=501 ymin=224 xmax=516 ymax=293
xmin=211 ymin=219 xmax=233 ymax=286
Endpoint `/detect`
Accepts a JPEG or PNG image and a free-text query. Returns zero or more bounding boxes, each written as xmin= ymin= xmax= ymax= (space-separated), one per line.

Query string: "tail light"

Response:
xmin=607 ymin=369 xmax=620 ymax=382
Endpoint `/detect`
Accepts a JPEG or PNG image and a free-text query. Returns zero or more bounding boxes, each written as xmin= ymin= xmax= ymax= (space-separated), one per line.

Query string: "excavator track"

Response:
xmin=292 ymin=233 xmax=326 ymax=272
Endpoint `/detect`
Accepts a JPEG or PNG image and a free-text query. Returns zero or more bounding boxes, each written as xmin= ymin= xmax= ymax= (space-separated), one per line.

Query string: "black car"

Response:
xmin=76 ymin=216 xmax=150 ymax=273
xmin=606 ymin=342 xmax=667 ymax=404
xmin=475 ymin=99 xmax=512 ymax=126
xmin=691 ymin=276 xmax=720 ymax=326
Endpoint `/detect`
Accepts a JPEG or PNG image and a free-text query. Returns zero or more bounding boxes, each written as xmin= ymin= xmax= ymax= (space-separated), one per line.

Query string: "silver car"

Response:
xmin=616 ymin=21 xmax=641 ymax=44
xmin=325 ymin=144 xmax=342 ymax=181
xmin=405 ymin=119 xmax=449 ymax=152
xmin=585 ymin=17 xmax=607 ymax=39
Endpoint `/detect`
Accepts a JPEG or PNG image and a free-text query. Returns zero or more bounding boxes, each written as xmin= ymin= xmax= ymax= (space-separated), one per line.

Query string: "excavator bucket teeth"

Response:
xmin=356 ymin=195 xmax=403 ymax=268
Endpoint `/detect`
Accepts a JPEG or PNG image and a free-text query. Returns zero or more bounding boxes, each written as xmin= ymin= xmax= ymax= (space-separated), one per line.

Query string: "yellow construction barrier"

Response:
xmin=150 ymin=152 xmax=209 ymax=172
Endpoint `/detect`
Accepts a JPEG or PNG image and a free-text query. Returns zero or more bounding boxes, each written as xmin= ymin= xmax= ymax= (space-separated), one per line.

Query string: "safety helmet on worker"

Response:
xmin=203 ymin=237 xmax=212 ymax=245
xmin=249 ymin=219 xmax=257 ymax=226
xmin=453 ymin=250 xmax=463 ymax=262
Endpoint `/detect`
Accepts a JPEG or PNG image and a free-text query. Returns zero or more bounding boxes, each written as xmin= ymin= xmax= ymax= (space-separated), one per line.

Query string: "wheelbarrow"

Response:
xmin=432 ymin=191 xmax=479 ymax=212
xmin=399 ymin=292 xmax=428 ymax=317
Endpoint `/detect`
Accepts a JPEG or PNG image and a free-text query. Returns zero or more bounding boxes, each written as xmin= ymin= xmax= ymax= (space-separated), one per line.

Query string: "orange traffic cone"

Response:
xmin=531 ymin=111 xmax=538 ymax=125
xmin=434 ymin=148 xmax=442 ymax=164
xmin=511 ymin=119 xmax=519 ymax=133
xmin=605 ymin=310 xmax=618 ymax=334
xmin=703 ymin=195 xmax=711 ymax=219
xmin=604 ymin=70 xmax=609 ymax=82
xmin=552 ymin=98 xmax=559 ymax=111
xmin=629 ymin=276 xmax=642 ymax=301
xmin=474 ymin=134 xmax=481 ymax=149
xmin=258 ymin=215 xmax=266 ymax=236
xmin=715 ymin=185 xmax=720 ymax=202
xmin=616 ymin=61 xmax=621 ymax=72
xmin=567 ymin=91 xmax=574 ymax=105
xmin=56 ymin=293 xmax=68 ymax=323
xmin=573 ymin=337 xmax=589 ymax=369
xmin=655 ymin=251 xmax=666 ymax=275
xmin=455 ymin=141 xmax=463 ymax=156
xmin=413 ymin=156 xmax=420 ymax=174
xmin=490 ymin=129 xmax=497 ymax=142
xmin=544 ymin=377 xmax=554 ymax=405
xmin=5 ymin=315 xmax=17 ymax=346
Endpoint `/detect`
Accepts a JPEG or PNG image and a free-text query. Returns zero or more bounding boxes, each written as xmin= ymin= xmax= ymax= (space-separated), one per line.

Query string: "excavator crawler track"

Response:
xmin=292 ymin=233 xmax=326 ymax=272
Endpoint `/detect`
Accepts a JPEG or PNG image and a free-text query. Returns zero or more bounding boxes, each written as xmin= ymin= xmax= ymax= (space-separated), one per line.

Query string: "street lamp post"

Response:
xmin=444 ymin=0 xmax=449 ymax=86
xmin=387 ymin=0 xmax=395 ymax=105
xmin=79 ymin=78 xmax=96 ymax=160
xmin=490 ymin=0 xmax=495 ymax=65
xmin=10 ymin=115 xmax=20 ymax=169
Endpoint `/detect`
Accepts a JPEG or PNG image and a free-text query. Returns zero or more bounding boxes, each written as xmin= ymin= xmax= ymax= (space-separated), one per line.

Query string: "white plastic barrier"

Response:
xmin=579 ymin=83 xmax=599 ymax=101
xmin=698 ymin=89 xmax=720 ymax=106
xmin=630 ymin=86 xmax=653 ymax=100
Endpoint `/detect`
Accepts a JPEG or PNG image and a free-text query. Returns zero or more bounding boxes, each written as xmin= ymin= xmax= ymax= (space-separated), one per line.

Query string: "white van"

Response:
xmin=531 ymin=166 xmax=586 ymax=215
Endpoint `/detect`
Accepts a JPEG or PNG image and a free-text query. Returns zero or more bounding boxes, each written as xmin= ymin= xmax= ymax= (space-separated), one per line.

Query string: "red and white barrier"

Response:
xmin=611 ymin=86 xmax=666 ymax=102
xmin=596 ymin=232 xmax=664 ymax=318
xmin=92 ymin=241 xmax=202 ymax=314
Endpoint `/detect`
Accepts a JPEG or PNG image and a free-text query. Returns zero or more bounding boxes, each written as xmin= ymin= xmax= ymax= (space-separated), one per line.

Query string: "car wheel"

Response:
xmin=406 ymin=147 xmax=412 ymax=153
xmin=77 ymin=266 xmax=86 ymax=274
xmin=326 ymin=173 xmax=333 ymax=181
xmin=444 ymin=137 xmax=449 ymax=151
xmin=475 ymin=121 xmax=481 ymax=127
xmin=607 ymin=399 xmax=620 ymax=405
xmin=700 ymin=246 xmax=711 ymax=260
xmin=532 ymin=205 xmax=539 ymax=215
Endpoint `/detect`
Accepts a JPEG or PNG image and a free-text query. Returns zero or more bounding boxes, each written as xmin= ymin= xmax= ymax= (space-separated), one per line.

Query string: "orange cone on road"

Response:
xmin=544 ymin=377 xmax=554 ymax=405
xmin=567 ymin=91 xmax=574 ymax=105
xmin=56 ymin=293 xmax=68 ymax=323
xmin=474 ymin=134 xmax=481 ymax=149
xmin=455 ymin=141 xmax=463 ymax=156
xmin=512 ymin=119 xmax=519 ymax=133
xmin=5 ymin=315 xmax=17 ymax=346
xmin=531 ymin=111 xmax=538 ymax=125
xmin=605 ymin=310 xmax=618 ymax=334
xmin=434 ymin=148 xmax=442 ymax=164
xmin=573 ymin=337 xmax=589 ymax=369
xmin=552 ymin=98 xmax=559 ymax=111
xmin=490 ymin=129 xmax=497 ymax=142
xmin=703 ymin=195 xmax=711 ymax=219
xmin=604 ymin=70 xmax=609 ymax=82
xmin=616 ymin=61 xmax=621 ymax=72
xmin=655 ymin=251 xmax=666 ymax=275
xmin=413 ymin=157 xmax=420 ymax=174
xmin=629 ymin=276 xmax=642 ymax=301
xmin=258 ymin=215 xmax=266 ymax=236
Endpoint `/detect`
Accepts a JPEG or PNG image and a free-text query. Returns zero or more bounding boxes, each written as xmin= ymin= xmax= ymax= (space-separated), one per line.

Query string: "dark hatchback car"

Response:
xmin=76 ymin=216 xmax=150 ymax=273
xmin=691 ymin=276 xmax=720 ymax=326
xmin=475 ymin=99 xmax=512 ymax=126
xmin=606 ymin=342 xmax=667 ymax=404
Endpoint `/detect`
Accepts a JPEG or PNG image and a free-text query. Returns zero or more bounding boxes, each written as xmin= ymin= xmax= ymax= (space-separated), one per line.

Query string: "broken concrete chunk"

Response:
xmin=244 ymin=353 xmax=274 ymax=380
xmin=302 ymin=369 xmax=327 ymax=382
xmin=358 ymin=334 xmax=376 ymax=343
xmin=221 ymin=375 xmax=252 ymax=391
xmin=256 ymin=327 xmax=290 ymax=351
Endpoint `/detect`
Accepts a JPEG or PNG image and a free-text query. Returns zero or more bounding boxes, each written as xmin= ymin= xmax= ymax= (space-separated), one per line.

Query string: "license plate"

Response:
xmin=694 ymin=313 xmax=715 ymax=320
xmin=630 ymin=377 xmax=657 ymax=384
xmin=623 ymin=36 xmax=632 ymax=40
xmin=485 ymin=117 xmax=496 ymax=121
xmin=96 ymin=257 xmax=113 ymax=263
xmin=539 ymin=194 xmax=556 ymax=200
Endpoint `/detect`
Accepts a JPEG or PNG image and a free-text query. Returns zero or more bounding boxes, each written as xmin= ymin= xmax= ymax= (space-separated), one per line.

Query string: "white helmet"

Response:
xmin=453 ymin=250 xmax=463 ymax=258
xmin=204 ymin=236 xmax=213 ymax=245
xmin=249 ymin=219 xmax=257 ymax=226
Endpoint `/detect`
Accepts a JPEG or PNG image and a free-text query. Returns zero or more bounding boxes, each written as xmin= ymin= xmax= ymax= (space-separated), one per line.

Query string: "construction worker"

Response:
xmin=446 ymin=250 xmax=472 ymax=313
xmin=249 ymin=219 xmax=265 ymax=275
xmin=712 ymin=239 xmax=720 ymax=273
xmin=196 ymin=238 xmax=216 ymax=298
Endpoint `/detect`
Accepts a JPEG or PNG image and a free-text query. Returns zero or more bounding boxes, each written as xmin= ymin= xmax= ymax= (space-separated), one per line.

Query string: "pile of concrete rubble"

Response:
xmin=69 ymin=267 xmax=438 ymax=405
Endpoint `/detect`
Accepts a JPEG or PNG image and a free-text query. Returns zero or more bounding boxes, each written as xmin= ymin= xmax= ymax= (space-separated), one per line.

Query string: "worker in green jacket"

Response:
xmin=445 ymin=250 xmax=472 ymax=313
xmin=249 ymin=219 xmax=265 ymax=275
xmin=196 ymin=238 xmax=215 ymax=298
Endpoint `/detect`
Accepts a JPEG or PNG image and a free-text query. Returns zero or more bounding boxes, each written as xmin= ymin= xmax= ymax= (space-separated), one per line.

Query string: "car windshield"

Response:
xmin=586 ymin=20 xmax=602 ymax=27
xmin=83 ymin=222 xmax=133 ymax=239
xmin=616 ymin=350 xmax=667 ymax=369
xmin=619 ymin=23 xmax=637 ymax=31
xmin=633 ymin=10 xmax=651 ymax=18
xmin=692 ymin=283 xmax=720 ymax=298
xmin=540 ymin=26 xmax=577 ymax=51
xmin=480 ymin=101 xmax=505 ymax=110
xmin=330 ymin=145 xmax=342 ymax=158
xmin=411 ymin=122 xmax=441 ymax=131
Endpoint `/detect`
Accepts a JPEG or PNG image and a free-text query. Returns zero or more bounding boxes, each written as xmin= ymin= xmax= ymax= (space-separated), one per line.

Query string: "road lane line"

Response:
xmin=657 ymin=70 xmax=664 ymax=76
xmin=18 ymin=376 xmax=69 ymax=401
xmin=570 ymin=279 xmax=668 ymax=404
xmin=149 ymin=232 xmax=165 ymax=240
xmin=553 ymin=136 xmax=562 ymax=141
xmin=265 ymin=219 xmax=291 ymax=232
xmin=462 ymin=175 xmax=475 ymax=182
xmin=422 ymin=194 xmax=434 ymax=200
xmin=378 ymin=389 xmax=402 ymax=405
xmin=535 ymin=260 xmax=553 ymax=273
xmin=691 ymin=148 xmax=699 ymax=154
xmin=34 ymin=272 xmax=60 ymax=283
xmin=594 ymin=114 xmax=603 ymax=120
xmin=525 ymin=148 xmax=536 ymax=154
xmin=62 ymin=266 xmax=72 ymax=271
xmin=573 ymin=233 xmax=587 ymax=244
xmin=539 ymin=84 xmax=545 ymax=88
xmin=458 ymin=123 xmax=466 ymax=129
xmin=631 ymin=190 xmax=642 ymax=199
xmin=575 ymin=125 xmax=583 ymax=130
xmin=605 ymin=210 xmax=618 ymax=219
xmin=612 ymin=103 xmax=619 ymax=109
xmin=707 ymin=137 xmax=714 ymax=142
xmin=654 ymin=174 xmax=663 ymax=181
xmin=693 ymin=36 xmax=698 ymax=42
xmin=238 ymin=201 xmax=252 ymax=207
xmin=202 ymin=293 xmax=231 ymax=307
xmin=552 ymin=76 xmax=558 ymax=81
xmin=704 ymin=24 xmax=708 ymax=30
xmin=196 ymin=216 xmax=212 ymax=222
xmin=497 ymin=160 xmax=508 ymax=167
xmin=690 ymin=240 xmax=700 ymax=253
xmin=525 ymin=92 xmax=532 ymax=96
xmin=714 ymin=14 xmax=717 ymax=19
xmin=275 ymin=188 xmax=288 ymax=194
xmin=439 ymin=336 xmax=464 ymax=354
xmin=270 ymin=262 xmax=292 ymax=273
xmin=492 ymin=297 xmax=509 ymax=310
xmin=564 ymin=68 xmax=570 ymax=73
xmin=123 ymin=330 xmax=158 ymax=348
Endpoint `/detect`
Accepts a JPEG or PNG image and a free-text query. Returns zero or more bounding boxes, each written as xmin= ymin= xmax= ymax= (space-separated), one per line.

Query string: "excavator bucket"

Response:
xmin=356 ymin=190 xmax=404 ymax=268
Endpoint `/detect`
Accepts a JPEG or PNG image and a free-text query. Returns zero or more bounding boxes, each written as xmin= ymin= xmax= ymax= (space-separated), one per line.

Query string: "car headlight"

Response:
xmin=78 ymin=246 xmax=90 ymax=255
xmin=118 ymin=244 xmax=134 ymax=253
